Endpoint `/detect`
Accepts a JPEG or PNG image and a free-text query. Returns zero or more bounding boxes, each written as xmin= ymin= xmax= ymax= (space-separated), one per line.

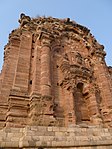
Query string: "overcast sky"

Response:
xmin=0 ymin=0 xmax=112 ymax=70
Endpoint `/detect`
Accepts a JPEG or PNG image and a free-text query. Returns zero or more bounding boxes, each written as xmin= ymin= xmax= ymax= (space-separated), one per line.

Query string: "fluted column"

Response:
xmin=40 ymin=39 xmax=51 ymax=96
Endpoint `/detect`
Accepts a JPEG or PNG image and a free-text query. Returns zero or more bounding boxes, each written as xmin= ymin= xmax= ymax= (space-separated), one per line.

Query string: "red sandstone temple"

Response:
xmin=0 ymin=14 xmax=112 ymax=129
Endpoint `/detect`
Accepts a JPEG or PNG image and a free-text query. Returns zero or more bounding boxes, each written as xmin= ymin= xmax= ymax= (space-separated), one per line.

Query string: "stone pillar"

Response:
xmin=73 ymin=88 xmax=84 ymax=124
xmin=93 ymin=50 xmax=112 ymax=126
xmin=88 ymin=88 xmax=102 ymax=125
xmin=40 ymin=39 xmax=51 ymax=96
xmin=65 ymin=89 xmax=76 ymax=126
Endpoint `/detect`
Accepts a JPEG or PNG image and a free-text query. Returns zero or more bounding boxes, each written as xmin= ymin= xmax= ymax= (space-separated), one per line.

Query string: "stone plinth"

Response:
xmin=0 ymin=126 xmax=112 ymax=148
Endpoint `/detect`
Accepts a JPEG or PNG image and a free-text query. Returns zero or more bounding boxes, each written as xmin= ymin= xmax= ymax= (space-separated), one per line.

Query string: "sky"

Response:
xmin=0 ymin=0 xmax=112 ymax=70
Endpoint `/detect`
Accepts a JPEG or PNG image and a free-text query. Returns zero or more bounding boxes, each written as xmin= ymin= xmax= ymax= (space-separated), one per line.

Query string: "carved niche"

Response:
xmin=59 ymin=50 xmax=102 ymax=125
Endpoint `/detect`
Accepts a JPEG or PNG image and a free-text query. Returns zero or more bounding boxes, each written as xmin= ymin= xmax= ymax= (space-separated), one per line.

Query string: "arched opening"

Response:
xmin=73 ymin=82 xmax=90 ymax=124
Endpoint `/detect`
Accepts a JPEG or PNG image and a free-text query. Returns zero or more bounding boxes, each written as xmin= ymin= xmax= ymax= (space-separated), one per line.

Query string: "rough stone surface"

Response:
xmin=0 ymin=14 xmax=112 ymax=148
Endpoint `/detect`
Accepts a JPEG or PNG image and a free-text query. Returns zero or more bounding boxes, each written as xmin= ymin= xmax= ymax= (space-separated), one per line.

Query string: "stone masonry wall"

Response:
xmin=0 ymin=126 xmax=112 ymax=148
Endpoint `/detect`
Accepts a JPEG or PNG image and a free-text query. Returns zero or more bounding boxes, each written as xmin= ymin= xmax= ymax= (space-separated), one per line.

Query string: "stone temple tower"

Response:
xmin=0 ymin=14 xmax=112 ymax=148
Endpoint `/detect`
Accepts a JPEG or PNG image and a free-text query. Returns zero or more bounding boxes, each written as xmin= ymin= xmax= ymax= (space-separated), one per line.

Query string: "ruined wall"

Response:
xmin=0 ymin=14 xmax=112 ymax=129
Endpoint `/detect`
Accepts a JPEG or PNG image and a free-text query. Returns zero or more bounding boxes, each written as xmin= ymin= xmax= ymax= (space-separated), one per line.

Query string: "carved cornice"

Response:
xmin=17 ymin=14 xmax=104 ymax=52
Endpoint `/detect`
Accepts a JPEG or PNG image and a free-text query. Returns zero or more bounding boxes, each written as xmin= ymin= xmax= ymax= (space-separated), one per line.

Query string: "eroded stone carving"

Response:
xmin=18 ymin=13 xmax=31 ymax=27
